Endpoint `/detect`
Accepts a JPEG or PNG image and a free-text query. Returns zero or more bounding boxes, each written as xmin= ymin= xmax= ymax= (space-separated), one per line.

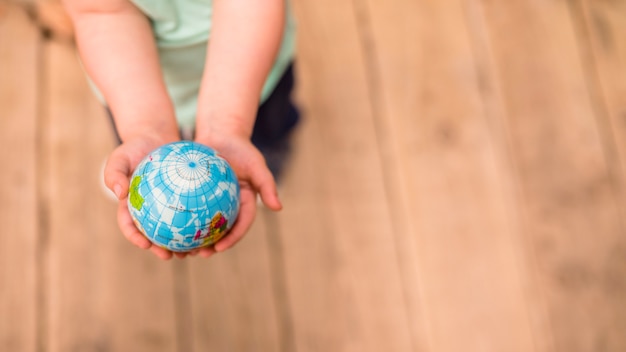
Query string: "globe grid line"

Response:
xmin=129 ymin=142 xmax=240 ymax=251
xmin=215 ymin=179 xmax=234 ymax=217
xmin=145 ymin=157 xmax=225 ymax=230
xmin=143 ymin=157 xmax=215 ymax=206
xmin=142 ymin=170 xmax=192 ymax=245
xmin=139 ymin=164 xmax=181 ymax=241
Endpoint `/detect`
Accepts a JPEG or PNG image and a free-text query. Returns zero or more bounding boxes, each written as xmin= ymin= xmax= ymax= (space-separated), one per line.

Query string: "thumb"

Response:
xmin=248 ymin=160 xmax=282 ymax=211
xmin=104 ymin=147 xmax=132 ymax=200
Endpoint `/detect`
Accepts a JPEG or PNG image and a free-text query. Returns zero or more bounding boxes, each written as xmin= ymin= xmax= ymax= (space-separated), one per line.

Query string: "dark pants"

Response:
xmin=251 ymin=63 xmax=300 ymax=149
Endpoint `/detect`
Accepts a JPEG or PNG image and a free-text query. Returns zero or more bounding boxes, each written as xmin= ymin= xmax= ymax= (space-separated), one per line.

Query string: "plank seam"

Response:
xmin=349 ymin=0 xmax=432 ymax=350
xmin=263 ymin=210 xmax=297 ymax=352
xmin=34 ymin=21 xmax=50 ymax=352
xmin=461 ymin=1 xmax=557 ymax=351
xmin=566 ymin=0 xmax=626 ymax=231
xmin=173 ymin=261 xmax=195 ymax=352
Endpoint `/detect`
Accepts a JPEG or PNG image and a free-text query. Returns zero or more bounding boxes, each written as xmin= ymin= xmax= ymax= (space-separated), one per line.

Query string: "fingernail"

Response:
xmin=114 ymin=185 xmax=122 ymax=199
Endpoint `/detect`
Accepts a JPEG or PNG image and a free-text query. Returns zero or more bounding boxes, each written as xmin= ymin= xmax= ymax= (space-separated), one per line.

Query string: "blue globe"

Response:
xmin=127 ymin=141 xmax=240 ymax=252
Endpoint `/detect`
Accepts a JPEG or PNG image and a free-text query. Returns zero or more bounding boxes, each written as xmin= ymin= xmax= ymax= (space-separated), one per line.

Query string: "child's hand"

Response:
xmin=103 ymin=134 xmax=188 ymax=260
xmin=194 ymin=131 xmax=283 ymax=257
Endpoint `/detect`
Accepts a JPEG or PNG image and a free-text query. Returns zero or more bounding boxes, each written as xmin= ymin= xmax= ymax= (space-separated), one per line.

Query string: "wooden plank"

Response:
xmin=575 ymin=0 xmax=626 ymax=174
xmin=188 ymin=214 xmax=283 ymax=352
xmin=572 ymin=1 xmax=626 ymax=350
xmin=44 ymin=39 xmax=178 ymax=351
xmin=0 ymin=4 xmax=39 ymax=352
xmin=35 ymin=0 xmax=74 ymax=41
xmin=356 ymin=0 xmax=542 ymax=350
xmin=475 ymin=1 xmax=626 ymax=351
xmin=273 ymin=0 xmax=415 ymax=350
xmin=572 ymin=2 xmax=626 ymax=209
xmin=350 ymin=1 xmax=431 ymax=350
xmin=271 ymin=117 xmax=351 ymax=351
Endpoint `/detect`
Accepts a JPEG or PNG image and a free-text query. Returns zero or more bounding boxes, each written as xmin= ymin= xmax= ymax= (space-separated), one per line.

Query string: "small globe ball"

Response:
xmin=127 ymin=141 xmax=240 ymax=252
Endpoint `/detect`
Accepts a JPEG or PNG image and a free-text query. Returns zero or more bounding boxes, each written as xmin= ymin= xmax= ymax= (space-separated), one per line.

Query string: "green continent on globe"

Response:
xmin=129 ymin=175 xmax=145 ymax=211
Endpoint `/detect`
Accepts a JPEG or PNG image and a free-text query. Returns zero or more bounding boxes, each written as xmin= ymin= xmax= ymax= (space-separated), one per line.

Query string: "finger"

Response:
xmin=174 ymin=252 xmax=187 ymax=259
xmin=248 ymin=159 xmax=282 ymax=211
xmin=104 ymin=147 xmax=132 ymax=199
xmin=117 ymin=200 xmax=152 ymax=249
xmin=150 ymin=245 xmax=173 ymax=260
xmin=214 ymin=188 xmax=257 ymax=252
xmin=198 ymin=246 xmax=216 ymax=258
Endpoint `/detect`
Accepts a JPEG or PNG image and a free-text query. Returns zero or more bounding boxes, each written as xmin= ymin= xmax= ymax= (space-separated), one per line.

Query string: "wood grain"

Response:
xmin=274 ymin=0 xmax=414 ymax=350
xmin=188 ymin=214 xmax=283 ymax=352
xmin=572 ymin=0 xmax=626 ymax=206
xmin=3 ymin=0 xmax=626 ymax=350
xmin=357 ymin=0 xmax=541 ymax=350
xmin=0 ymin=4 xmax=39 ymax=352
xmin=35 ymin=0 xmax=74 ymax=41
xmin=477 ymin=0 xmax=626 ymax=350
xmin=572 ymin=1 xmax=626 ymax=350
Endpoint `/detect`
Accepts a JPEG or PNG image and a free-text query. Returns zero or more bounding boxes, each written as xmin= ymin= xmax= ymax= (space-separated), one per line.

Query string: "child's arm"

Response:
xmin=64 ymin=0 xmax=180 ymax=259
xmin=63 ymin=0 xmax=179 ymax=142
xmin=195 ymin=0 xmax=286 ymax=254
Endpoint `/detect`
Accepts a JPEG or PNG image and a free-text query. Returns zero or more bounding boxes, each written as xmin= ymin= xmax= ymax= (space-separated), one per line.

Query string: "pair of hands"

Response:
xmin=103 ymin=131 xmax=282 ymax=260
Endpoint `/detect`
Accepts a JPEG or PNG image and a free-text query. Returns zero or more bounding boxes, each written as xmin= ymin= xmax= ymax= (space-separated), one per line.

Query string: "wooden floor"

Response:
xmin=2 ymin=0 xmax=626 ymax=351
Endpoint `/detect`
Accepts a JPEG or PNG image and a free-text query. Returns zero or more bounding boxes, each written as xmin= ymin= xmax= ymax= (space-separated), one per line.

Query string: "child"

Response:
xmin=62 ymin=0 xmax=298 ymax=260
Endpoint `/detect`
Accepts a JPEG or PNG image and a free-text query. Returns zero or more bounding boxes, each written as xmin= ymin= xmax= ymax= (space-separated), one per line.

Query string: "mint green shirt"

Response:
xmin=93 ymin=0 xmax=296 ymax=130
